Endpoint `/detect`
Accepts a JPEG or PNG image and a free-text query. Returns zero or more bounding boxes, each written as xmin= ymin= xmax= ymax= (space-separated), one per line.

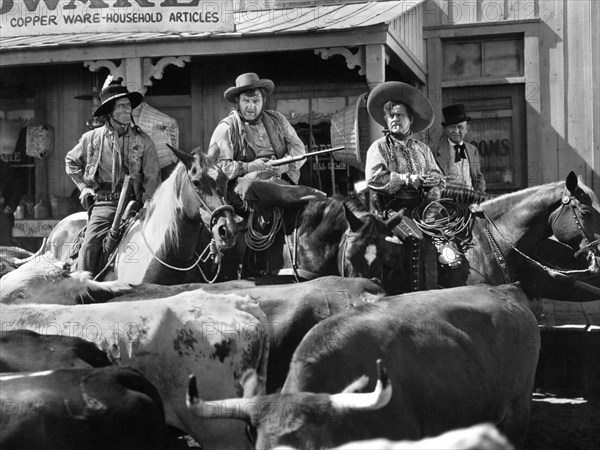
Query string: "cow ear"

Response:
xmin=566 ymin=171 xmax=578 ymax=195
xmin=344 ymin=204 xmax=364 ymax=233
xmin=240 ymin=369 xmax=265 ymax=398
xmin=167 ymin=144 xmax=194 ymax=169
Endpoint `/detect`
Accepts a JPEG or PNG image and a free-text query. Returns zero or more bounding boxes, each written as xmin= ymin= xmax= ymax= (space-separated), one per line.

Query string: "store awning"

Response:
xmin=0 ymin=0 xmax=426 ymax=76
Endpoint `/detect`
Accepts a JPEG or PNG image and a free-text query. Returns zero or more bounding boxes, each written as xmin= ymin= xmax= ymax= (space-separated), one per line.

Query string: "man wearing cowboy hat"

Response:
xmin=365 ymin=81 xmax=445 ymax=292
xmin=434 ymin=104 xmax=486 ymax=193
xmin=208 ymin=73 xmax=306 ymax=191
xmin=65 ymin=84 xmax=160 ymax=275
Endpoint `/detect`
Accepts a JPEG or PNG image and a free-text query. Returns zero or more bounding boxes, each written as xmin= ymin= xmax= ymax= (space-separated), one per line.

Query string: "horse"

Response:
xmin=345 ymin=172 xmax=600 ymax=296
xmin=241 ymin=193 xmax=403 ymax=283
xmin=41 ymin=148 xmax=239 ymax=285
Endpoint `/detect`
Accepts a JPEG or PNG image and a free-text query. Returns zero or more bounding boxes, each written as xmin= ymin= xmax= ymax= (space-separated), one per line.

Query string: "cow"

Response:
xmin=0 ymin=329 xmax=111 ymax=372
xmin=0 ymin=245 xmax=34 ymax=278
xmin=1 ymin=272 xmax=386 ymax=394
xmin=273 ymin=423 xmax=513 ymax=450
xmin=116 ymin=276 xmax=386 ymax=393
xmin=0 ymin=251 xmax=132 ymax=304
xmin=2 ymin=290 xmax=269 ymax=449
xmin=187 ymin=283 xmax=540 ymax=449
xmin=0 ymin=366 xmax=165 ymax=450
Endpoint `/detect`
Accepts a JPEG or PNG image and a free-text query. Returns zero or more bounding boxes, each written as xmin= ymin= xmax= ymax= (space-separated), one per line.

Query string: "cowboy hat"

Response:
xmin=441 ymin=104 xmax=471 ymax=127
xmin=367 ymin=82 xmax=434 ymax=133
xmin=93 ymin=84 xmax=143 ymax=117
xmin=224 ymin=73 xmax=275 ymax=103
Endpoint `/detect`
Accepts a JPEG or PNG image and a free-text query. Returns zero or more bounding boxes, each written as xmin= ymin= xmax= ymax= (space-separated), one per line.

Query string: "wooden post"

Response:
xmin=365 ymin=44 xmax=386 ymax=146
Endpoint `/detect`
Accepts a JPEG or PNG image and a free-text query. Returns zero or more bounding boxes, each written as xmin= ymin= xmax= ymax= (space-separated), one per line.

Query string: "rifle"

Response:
xmin=269 ymin=146 xmax=345 ymax=166
xmin=103 ymin=175 xmax=132 ymax=255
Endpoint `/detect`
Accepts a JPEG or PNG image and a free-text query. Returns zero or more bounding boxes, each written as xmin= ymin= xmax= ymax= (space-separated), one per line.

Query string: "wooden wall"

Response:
xmin=424 ymin=0 xmax=600 ymax=194
xmin=41 ymin=65 xmax=91 ymax=200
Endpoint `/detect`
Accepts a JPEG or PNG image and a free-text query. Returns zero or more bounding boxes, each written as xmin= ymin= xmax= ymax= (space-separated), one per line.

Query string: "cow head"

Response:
xmin=186 ymin=360 xmax=392 ymax=449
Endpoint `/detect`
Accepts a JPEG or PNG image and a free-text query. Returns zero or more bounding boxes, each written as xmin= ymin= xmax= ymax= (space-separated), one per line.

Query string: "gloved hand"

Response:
xmin=423 ymin=173 xmax=441 ymax=188
xmin=265 ymin=160 xmax=290 ymax=177
xmin=245 ymin=159 xmax=269 ymax=174
xmin=79 ymin=187 xmax=95 ymax=210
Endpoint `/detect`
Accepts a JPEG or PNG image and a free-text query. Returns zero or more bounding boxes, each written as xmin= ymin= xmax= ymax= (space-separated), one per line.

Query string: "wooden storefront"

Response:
xmin=424 ymin=0 xmax=600 ymax=194
xmin=0 ymin=1 xmax=428 ymax=249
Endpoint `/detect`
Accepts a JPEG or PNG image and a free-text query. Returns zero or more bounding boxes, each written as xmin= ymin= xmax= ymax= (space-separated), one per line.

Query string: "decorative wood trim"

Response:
xmin=142 ymin=56 xmax=191 ymax=94
xmin=314 ymin=47 xmax=366 ymax=76
xmin=84 ymin=56 xmax=191 ymax=94
xmin=84 ymin=60 xmax=126 ymax=83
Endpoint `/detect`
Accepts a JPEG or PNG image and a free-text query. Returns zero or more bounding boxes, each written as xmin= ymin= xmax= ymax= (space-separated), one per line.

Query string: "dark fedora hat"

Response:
xmin=224 ymin=73 xmax=275 ymax=103
xmin=441 ymin=104 xmax=471 ymax=127
xmin=93 ymin=84 xmax=144 ymax=117
xmin=366 ymin=82 xmax=434 ymax=133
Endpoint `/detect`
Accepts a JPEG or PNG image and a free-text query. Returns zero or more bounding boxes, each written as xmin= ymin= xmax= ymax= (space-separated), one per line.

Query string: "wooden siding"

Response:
xmin=424 ymin=0 xmax=599 ymax=195
xmin=389 ymin=1 xmax=426 ymax=66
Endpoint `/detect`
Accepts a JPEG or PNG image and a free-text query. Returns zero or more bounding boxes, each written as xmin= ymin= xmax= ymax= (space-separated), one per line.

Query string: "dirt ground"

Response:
xmin=525 ymin=391 xmax=600 ymax=450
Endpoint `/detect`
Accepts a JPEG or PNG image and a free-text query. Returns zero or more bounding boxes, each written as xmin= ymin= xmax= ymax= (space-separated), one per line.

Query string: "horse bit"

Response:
xmin=550 ymin=191 xmax=600 ymax=272
xmin=139 ymin=176 xmax=235 ymax=282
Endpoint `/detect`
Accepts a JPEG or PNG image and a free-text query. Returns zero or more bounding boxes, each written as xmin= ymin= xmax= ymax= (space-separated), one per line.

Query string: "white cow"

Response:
xmin=274 ymin=423 xmax=513 ymax=450
xmin=0 ymin=251 xmax=132 ymax=304
xmin=2 ymin=291 xmax=269 ymax=449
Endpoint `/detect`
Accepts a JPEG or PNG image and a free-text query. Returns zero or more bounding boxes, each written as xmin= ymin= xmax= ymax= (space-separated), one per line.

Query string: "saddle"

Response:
xmin=69 ymin=202 xmax=139 ymax=268
xmin=235 ymin=178 xmax=327 ymax=209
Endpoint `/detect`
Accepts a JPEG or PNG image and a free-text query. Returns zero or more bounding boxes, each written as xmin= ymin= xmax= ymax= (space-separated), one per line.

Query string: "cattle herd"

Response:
xmin=0 ymin=258 xmax=546 ymax=450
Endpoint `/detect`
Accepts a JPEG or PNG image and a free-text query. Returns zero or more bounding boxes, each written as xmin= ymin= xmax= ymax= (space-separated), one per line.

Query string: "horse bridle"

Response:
xmin=138 ymin=172 xmax=235 ymax=279
xmin=476 ymin=190 xmax=599 ymax=280
xmin=549 ymin=190 xmax=600 ymax=262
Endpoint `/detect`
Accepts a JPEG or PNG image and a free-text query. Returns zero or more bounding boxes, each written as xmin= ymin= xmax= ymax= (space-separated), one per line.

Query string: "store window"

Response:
xmin=0 ymin=99 xmax=36 ymax=212
xmin=443 ymin=36 xmax=523 ymax=80
xmin=276 ymin=96 xmax=363 ymax=195
xmin=443 ymin=84 xmax=526 ymax=192
xmin=442 ymin=35 xmax=526 ymax=192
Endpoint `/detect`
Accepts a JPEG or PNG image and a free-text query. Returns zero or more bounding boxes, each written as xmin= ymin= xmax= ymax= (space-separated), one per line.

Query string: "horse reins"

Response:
xmin=479 ymin=202 xmax=598 ymax=277
xmin=137 ymin=173 xmax=235 ymax=280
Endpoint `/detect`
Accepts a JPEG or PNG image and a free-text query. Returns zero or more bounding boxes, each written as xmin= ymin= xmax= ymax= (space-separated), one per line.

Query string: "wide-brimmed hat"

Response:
xmin=441 ymin=104 xmax=471 ymax=127
xmin=93 ymin=85 xmax=143 ymax=117
xmin=366 ymin=82 xmax=434 ymax=133
xmin=224 ymin=73 xmax=275 ymax=103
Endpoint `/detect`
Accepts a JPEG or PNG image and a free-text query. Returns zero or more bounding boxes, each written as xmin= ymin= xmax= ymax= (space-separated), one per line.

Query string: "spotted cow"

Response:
xmin=2 ymin=291 xmax=269 ymax=449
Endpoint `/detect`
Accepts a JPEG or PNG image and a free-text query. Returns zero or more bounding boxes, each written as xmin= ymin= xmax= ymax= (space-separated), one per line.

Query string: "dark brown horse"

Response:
xmin=42 ymin=149 xmax=238 ymax=285
xmin=242 ymin=195 xmax=402 ymax=282
xmin=345 ymin=172 xmax=600 ymax=296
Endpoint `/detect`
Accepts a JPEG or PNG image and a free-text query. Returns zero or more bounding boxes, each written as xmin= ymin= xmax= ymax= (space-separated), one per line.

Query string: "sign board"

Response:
xmin=0 ymin=0 xmax=235 ymax=37
xmin=13 ymin=219 xmax=60 ymax=237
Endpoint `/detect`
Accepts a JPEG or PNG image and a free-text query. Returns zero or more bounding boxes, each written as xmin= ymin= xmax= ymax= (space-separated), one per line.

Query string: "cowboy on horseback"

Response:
xmin=365 ymin=81 xmax=446 ymax=292
xmin=207 ymin=72 xmax=307 ymax=211
xmin=65 ymin=84 xmax=161 ymax=276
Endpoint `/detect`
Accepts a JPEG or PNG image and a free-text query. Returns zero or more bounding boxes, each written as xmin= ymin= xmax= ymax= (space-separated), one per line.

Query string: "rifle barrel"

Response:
xmin=270 ymin=146 xmax=345 ymax=166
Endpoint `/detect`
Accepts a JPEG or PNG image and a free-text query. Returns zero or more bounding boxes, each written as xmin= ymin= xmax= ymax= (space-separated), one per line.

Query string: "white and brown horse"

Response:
xmin=5 ymin=149 xmax=238 ymax=297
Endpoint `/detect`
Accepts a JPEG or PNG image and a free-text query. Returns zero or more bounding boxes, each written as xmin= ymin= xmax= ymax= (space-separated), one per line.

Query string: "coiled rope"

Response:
xmin=412 ymin=199 xmax=472 ymax=242
xmin=244 ymin=208 xmax=283 ymax=252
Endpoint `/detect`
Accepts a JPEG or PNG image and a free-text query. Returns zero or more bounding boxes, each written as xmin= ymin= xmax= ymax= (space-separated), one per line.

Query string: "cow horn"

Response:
xmin=186 ymin=375 xmax=253 ymax=421
xmin=329 ymin=359 xmax=392 ymax=411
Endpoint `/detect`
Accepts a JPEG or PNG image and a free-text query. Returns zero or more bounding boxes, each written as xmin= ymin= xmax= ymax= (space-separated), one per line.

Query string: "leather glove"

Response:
xmin=245 ymin=159 xmax=269 ymax=174
xmin=423 ymin=173 xmax=441 ymax=188
xmin=266 ymin=161 xmax=290 ymax=177
xmin=79 ymin=187 xmax=95 ymax=210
